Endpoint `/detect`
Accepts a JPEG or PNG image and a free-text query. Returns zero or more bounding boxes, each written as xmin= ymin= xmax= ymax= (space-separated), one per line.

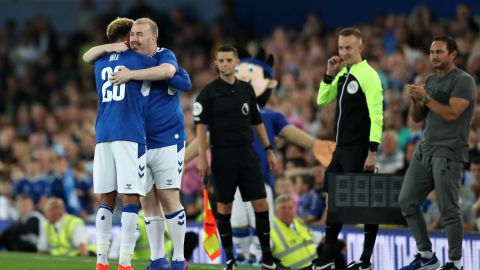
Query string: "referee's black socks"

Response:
xmin=216 ymin=213 xmax=234 ymax=261
xmin=255 ymin=211 xmax=274 ymax=264
xmin=319 ymin=216 xmax=343 ymax=263
xmin=360 ymin=224 xmax=379 ymax=263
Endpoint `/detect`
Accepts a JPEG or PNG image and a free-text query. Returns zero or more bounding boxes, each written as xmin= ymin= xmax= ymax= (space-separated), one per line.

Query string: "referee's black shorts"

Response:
xmin=210 ymin=145 xmax=266 ymax=203
xmin=324 ymin=143 xmax=369 ymax=193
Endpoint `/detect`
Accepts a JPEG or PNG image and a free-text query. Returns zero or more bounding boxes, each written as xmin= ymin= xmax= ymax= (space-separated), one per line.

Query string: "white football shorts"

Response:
xmin=145 ymin=141 xmax=185 ymax=192
xmin=231 ymin=184 xmax=274 ymax=228
xmin=93 ymin=141 xmax=147 ymax=196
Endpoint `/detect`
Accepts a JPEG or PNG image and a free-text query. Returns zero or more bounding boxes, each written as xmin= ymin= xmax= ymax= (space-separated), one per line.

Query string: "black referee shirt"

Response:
xmin=193 ymin=78 xmax=263 ymax=147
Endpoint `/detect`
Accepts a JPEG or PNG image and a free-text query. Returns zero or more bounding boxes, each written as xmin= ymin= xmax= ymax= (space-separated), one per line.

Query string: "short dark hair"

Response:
xmin=432 ymin=35 xmax=458 ymax=54
xmin=106 ymin=17 xmax=134 ymax=41
xmin=339 ymin=27 xmax=362 ymax=40
xmin=16 ymin=193 xmax=32 ymax=201
xmin=216 ymin=44 xmax=238 ymax=57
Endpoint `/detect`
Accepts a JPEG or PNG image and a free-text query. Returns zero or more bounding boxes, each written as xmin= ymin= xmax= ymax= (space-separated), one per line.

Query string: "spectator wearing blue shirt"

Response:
xmin=296 ymin=174 xmax=325 ymax=224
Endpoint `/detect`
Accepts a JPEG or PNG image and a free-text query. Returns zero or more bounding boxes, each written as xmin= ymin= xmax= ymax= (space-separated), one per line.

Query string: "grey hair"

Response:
xmin=274 ymin=194 xmax=293 ymax=207
xmin=134 ymin=17 xmax=158 ymax=38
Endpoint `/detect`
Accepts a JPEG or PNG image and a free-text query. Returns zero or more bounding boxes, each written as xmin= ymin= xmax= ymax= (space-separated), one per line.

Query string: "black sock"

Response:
xmin=254 ymin=211 xmax=273 ymax=264
xmin=319 ymin=214 xmax=343 ymax=263
xmin=360 ymin=224 xmax=379 ymax=263
xmin=216 ymin=212 xmax=234 ymax=261
xmin=184 ymin=232 xmax=199 ymax=261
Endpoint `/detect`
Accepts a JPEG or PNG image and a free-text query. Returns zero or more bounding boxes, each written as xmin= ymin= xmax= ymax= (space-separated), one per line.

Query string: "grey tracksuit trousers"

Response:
xmin=398 ymin=147 xmax=464 ymax=260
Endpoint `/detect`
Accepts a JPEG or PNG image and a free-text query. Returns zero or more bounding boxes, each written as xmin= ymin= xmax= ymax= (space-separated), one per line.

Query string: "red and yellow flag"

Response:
xmin=202 ymin=188 xmax=221 ymax=260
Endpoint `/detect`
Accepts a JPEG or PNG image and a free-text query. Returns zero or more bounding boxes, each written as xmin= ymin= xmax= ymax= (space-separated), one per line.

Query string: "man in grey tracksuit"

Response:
xmin=398 ymin=36 xmax=476 ymax=270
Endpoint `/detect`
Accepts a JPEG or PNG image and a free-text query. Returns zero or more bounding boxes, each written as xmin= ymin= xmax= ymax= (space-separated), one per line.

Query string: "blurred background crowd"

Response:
xmin=0 ymin=0 xmax=480 ymax=239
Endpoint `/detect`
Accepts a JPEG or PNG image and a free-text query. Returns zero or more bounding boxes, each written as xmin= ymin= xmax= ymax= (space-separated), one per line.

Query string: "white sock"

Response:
xmin=96 ymin=205 xmax=113 ymax=265
xmin=119 ymin=205 xmax=139 ymax=266
xmin=145 ymin=216 xmax=166 ymax=260
xmin=250 ymin=235 xmax=262 ymax=262
xmin=419 ymin=250 xmax=434 ymax=259
xmin=232 ymin=227 xmax=251 ymax=259
xmin=165 ymin=208 xmax=186 ymax=261
xmin=449 ymin=260 xmax=461 ymax=268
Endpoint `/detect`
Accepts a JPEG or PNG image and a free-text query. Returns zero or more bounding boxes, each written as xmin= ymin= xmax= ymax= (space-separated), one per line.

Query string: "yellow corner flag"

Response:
xmin=202 ymin=186 xmax=221 ymax=260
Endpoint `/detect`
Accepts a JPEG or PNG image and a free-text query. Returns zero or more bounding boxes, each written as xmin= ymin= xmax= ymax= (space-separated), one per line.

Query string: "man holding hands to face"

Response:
xmin=313 ymin=28 xmax=383 ymax=270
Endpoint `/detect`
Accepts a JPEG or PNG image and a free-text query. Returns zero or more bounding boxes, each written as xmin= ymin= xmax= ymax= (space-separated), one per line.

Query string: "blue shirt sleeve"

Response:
xmin=156 ymin=48 xmax=178 ymax=71
xmin=168 ymin=67 xmax=192 ymax=92
xmin=273 ymin=111 xmax=290 ymax=135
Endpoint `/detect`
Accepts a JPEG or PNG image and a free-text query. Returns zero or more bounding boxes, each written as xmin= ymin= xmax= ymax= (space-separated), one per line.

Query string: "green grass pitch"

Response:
xmin=0 ymin=252 xmax=260 ymax=270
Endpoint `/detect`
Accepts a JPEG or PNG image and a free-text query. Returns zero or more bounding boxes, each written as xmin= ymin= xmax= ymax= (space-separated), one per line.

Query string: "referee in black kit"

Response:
xmin=194 ymin=45 xmax=288 ymax=270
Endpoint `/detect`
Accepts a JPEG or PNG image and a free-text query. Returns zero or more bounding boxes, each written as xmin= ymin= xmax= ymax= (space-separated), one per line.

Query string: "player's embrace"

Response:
xmin=84 ymin=17 xmax=192 ymax=270
xmin=88 ymin=18 xmax=157 ymax=270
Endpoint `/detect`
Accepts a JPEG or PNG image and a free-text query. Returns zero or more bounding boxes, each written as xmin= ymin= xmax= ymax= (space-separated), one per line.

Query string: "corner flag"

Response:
xmin=202 ymin=180 xmax=221 ymax=260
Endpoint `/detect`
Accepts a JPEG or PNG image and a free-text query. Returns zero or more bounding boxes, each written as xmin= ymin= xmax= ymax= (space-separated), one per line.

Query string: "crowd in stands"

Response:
xmin=0 ymin=0 xmax=480 ymax=239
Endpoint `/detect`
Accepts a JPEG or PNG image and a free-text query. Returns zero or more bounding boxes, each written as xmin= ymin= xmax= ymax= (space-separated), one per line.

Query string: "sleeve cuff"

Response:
xmin=194 ymin=119 xmax=207 ymax=125
xmin=369 ymin=142 xmax=379 ymax=152
xmin=323 ymin=74 xmax=334 ymax=84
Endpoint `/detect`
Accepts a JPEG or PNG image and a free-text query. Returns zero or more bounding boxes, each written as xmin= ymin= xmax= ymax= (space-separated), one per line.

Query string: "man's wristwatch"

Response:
xmin=421 ymin=95 xmax=431 ymax=105
xmin=264 ymin=145 xmax=273 ymax=151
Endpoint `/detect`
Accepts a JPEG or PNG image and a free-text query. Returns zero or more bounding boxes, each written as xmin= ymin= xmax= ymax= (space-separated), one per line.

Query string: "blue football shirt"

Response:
xmin=252 ymin=107 xmax=290 ymax=187
xmin=94 ymin=49 xmax=157 ymax=144
xmin=146 ymin=47 xmax=189 ymax=149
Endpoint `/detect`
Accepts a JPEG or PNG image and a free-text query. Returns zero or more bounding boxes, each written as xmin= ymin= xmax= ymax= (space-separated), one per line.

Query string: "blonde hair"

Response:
xmin=134 ymin=17 xmax=159 ymax=38
xmin=106 ymin=17 xmax=134 ymax=41
xmin=339 ymin=27 xmax=363 ymax=41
